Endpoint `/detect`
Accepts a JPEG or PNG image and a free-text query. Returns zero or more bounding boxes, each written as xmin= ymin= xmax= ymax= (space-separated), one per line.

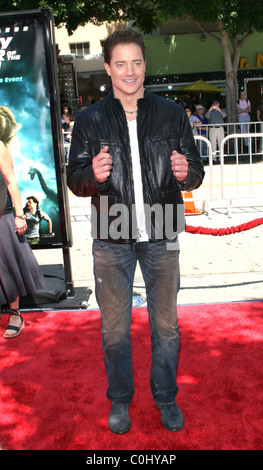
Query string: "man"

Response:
xmin=237 ymin=90 xmax=251 ymax=148
xmin=206 ymin=100 xmax=226 ymax=161
xmin=67 ymin=29 xmax=204 ymax=434
xmin=257 ymin=95 xmax=263 ymax=152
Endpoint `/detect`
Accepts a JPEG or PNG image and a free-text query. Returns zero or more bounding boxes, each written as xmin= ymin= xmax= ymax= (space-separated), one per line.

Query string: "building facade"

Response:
xmin=55 ymin=21 xmax=263 ymax=120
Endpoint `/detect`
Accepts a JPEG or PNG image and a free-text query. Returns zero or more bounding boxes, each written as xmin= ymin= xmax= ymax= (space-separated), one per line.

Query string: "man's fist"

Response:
xmin=92 ymin=145 xmax=113 ymax=183
xmin=170 ymin=150 xmax=188 ymax=182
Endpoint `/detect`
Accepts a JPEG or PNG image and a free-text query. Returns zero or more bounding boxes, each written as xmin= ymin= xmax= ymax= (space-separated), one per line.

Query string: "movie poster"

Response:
xmin=0 ymin=10 xmax=70 ymax=248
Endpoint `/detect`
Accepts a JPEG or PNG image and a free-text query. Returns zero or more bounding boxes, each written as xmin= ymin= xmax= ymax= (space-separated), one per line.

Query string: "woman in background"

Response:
xmin=0 ymin=106 xmax=45 ymax=338
xmin=237 ymin=90 xmax=251 ymax=148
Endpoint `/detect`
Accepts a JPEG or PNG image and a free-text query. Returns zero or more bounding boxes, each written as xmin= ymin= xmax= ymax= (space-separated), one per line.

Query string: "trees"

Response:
xmin=1 ymin=1 xmax=262 ymax=121
xmin=131 ymin=0 xmax=263 ymax=123
xmin=0 ymin=0 xmax=158 ymax=35
xmin=0 ymin=1 xmax=126 ymax=34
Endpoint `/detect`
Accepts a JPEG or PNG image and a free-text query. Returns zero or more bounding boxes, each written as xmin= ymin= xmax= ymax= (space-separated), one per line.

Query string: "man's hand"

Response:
xmin=92 ymin=145 xmax=113 ymax=183
xmin=170 ymin=150 xmax=189 ymax=182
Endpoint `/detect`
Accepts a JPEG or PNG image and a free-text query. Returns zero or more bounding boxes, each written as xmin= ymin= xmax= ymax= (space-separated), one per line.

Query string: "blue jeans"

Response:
xmin=238 ymin=114 xmax=250 ymax=146
xmin=92 ymin=238 xmax=180 ymax=405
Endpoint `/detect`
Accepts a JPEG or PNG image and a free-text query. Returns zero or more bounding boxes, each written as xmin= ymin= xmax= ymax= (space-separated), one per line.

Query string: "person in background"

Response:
xmin=195 ymin=104 xmax=208 ymax=162
xmin=191 ymin=95 xmax=198 ymax=113
xmin=256 ymin=95 xmax=263 ymax=153
xmin=0 ymin=106 xmax=45 ymax=338
xmin=185 ymin=106 xmax=201 ymax=136
xmin=62 ymin=111 xmax=74 ymax=163
xmin=176 ymin=99 xmax=184 ymax=107
xmin=205 ymin=100 xmax=226 ymax=161
xmin=62 ymin=111 xmax=72 ymax=134
xmin=237 ymin=90 xmax=251 ymax=148
xmin=67 ymin=29 xmax=204 ymax=434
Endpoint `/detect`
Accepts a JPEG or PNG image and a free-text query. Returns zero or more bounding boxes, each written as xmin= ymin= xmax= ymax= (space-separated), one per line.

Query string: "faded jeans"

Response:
xmin=238 ymin=114 xmax=250 ymax=147
xmin=92 ymin=238 xmax=180 ymax=405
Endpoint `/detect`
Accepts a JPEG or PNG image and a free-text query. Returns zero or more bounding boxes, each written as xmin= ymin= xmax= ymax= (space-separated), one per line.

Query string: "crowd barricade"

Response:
xmin=194 ymin=131 xmax=263 ymax=218
xmin=196 ymin=121 xmax=263 ymax=161
xmin=63 ymin=124 xmax=263 ymax=220
xmin=220 ymin=133 xmax=263 ymax=217
xmin=194 ymin=135 xmax=214 ymax=218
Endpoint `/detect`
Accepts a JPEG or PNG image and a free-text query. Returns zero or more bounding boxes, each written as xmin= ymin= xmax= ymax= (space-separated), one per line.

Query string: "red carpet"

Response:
xmin=0 ymin=301 xmax=262 ymax=451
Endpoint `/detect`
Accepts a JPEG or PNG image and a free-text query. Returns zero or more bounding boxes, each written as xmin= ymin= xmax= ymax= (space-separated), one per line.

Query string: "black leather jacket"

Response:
xmin=67 ymin=89 xmax=204 ymax=243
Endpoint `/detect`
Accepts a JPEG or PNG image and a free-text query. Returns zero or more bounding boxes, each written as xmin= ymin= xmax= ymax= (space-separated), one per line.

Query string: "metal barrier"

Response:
xmin=64 ymin=128 xmax=263 ymax=220
xmin=220 ymin=133 xmax=263 ymax=216
xmin=196 ymin=121 xmax=263 ymax=161
xmin=194 ymin=135 xmax=214 ymax=218
xmin=194 ymin=132 xmax=263 ymax=218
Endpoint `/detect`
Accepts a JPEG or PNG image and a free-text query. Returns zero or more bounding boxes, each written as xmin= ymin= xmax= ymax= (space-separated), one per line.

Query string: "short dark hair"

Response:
xmin=104 ymin=28 xmax=146 ymax=64
xmin=27 ymin=196 xmax=39 ymax=205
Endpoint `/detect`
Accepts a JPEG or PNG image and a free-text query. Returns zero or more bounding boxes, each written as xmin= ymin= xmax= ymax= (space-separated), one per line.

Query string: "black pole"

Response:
xmin=63 ymin=246 xmax=75 ymax=296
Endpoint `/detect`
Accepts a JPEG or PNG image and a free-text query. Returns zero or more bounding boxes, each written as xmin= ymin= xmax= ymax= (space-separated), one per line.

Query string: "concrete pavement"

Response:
xmin=34 ymin=160 xmax=263 ymax=310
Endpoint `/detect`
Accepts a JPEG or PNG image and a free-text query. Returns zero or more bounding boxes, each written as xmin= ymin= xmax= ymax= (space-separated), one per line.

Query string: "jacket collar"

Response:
xmin=107 ymin=88 xmax=149 ymax=109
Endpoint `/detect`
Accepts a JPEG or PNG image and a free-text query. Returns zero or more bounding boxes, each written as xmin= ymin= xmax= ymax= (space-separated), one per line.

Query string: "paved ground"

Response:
xmin=33 ymin=157 xmax=263 ymax=310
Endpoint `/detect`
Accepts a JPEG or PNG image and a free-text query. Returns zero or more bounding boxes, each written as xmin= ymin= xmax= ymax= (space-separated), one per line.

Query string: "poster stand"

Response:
xmin=63 ymin=246 xmax=74 ymax=296
xmin=0 ymin=9 xmax=80 ymax=306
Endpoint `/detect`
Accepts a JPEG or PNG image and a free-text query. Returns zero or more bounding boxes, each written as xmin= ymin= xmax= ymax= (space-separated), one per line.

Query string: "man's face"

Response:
xmin=26 ymin=198 xmax=35 ymax=211
xmin=104 ymin=42 xmax=146 ymax=101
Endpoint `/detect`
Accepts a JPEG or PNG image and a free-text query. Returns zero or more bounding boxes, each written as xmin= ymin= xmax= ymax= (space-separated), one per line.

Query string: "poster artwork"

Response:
xmin=0 ymin=16 xmax=62 ymax=247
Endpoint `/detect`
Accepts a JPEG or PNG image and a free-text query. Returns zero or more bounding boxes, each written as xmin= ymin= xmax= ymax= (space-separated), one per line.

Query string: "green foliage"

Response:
xmin=0 ymin=0 xmax=262 ymax=37
xmin=0 ymin=0 xmax=127 ymax=34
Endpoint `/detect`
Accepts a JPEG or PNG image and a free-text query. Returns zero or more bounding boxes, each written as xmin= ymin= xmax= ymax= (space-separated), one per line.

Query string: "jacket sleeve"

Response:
xmin=66 ymin=113 xmax=109 ymax=197
xmin=174 ymin=109 xmax=205 ymax=192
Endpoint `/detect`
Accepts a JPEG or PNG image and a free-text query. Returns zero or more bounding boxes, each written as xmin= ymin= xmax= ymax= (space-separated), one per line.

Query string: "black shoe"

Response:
xmin=156 ymin=402 xmax=184 ymax=432
xmin=108 ymin=404 xmax=131 ymax=434
xmin=3 ymin=308 xmax=24 ymax=339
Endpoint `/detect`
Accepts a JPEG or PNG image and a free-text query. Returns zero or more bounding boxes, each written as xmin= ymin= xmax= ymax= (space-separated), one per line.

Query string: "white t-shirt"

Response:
xmin=127 ymin=119 xmax=149 ymax=242
xmin=237 ymin=98 xmax=251 ymax=117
